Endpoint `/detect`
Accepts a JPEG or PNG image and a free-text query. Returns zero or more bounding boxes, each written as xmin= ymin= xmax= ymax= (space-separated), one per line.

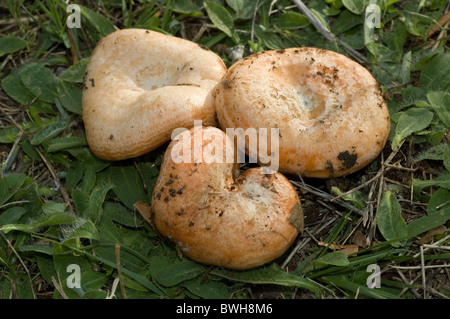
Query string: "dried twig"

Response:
xmin=115 ymin=243 xmax=128 ymax=299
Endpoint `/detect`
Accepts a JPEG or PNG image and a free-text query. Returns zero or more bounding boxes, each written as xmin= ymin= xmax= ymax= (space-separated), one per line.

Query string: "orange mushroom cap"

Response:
xmin=82 ymin=29 xmax=226 ymax=160
xmin=151 ymin=126 xmax=303 ymax=270
xmin=214 ymin=47 xmax=390 ymax=178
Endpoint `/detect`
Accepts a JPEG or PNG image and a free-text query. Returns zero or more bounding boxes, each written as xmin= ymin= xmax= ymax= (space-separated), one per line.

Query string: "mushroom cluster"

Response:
xmin=82 ymin=29 xmax=389 ymax=269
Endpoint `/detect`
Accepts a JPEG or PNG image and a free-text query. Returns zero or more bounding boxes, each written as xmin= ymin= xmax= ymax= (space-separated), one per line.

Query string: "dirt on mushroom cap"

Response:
xmin=214 ymin=47 xmax=390 ymax=178
xmin=151 ymin=126 xmax=302 ymax=270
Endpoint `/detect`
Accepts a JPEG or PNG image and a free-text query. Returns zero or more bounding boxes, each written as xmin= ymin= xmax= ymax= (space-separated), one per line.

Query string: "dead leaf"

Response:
xmin=318 ymin=241 xmax=359 ymax=255
xmin=351 ymin=230 xmax=368 ymax=248
xmin=427 ymin=11 xmax=450 ymax=38
xmin=418 ymin=225 xmax=448 ymax=245
xmin=134 ymin=201 xmax=153 ymax=225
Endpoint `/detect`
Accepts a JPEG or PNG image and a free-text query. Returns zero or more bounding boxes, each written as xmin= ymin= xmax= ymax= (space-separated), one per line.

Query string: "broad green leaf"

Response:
xmin=212 ymin=264 xmax=320 ymax=294
xmin=80 ymin=270 xmax=108 ymax=291
xmin=376 ymin=191 xmax=408 ymax=247
xmin=0 ymin=36 xmax=27 ymax=56
xmin=391 ymin=108 xmax=434 ymax=151
xmin=0 ymin=126 xmax=20 ymax=144
xmin=109 ymin=165 xmax=148 ymax=209
xmin=444 ymin=146 xmax=450 ymax=172
xmin=315 ymin=251 xmax=350 ymax=266
xmin=0 ymin=207 xmax=26 ymax=226
xmin=42 ymin=202 xmax=66 ymax=214
xmin=169 ymin=0 xmax=200 ymax=14
xmin=0 ymin=173 xmax=26 ymax=206
xmin=79 ymin=5 xmax=116 ymax=37
xmin=19 ymin=244 xmax=54 ymax=255
xmin=19 ymin=63 xmax=59 ymax=103
xmin=66 ymin=161 xmax=83 ymax=192
xmin=30 ymin=119 xmax=69 ymax=145
xmin=342 ymin=0 xmax=365 ymax=14
xmin=60 ymin=58 xmax=89 ymax=83
xmin=204 ymin=1 xmax=239 ymax=43
xmin=400 ymin=51 xmax=411 ymax=83
xmin=57 ymin=81 xmax=82 ymax=114
xmin=427 ymin=91 xmax=450 ymax=127
xmin=407 ymin=188 xmax=450 ymax=238
xmin=103 ymin=202 xmax=144 ymax=228
xmin=184 ymin=277 xmax=231 ymax=299
xmin=1 ymin=68 xmax=35 ymax=105
xmin=1 ymin=212 xmax=78 ymax=234
xmin=419 ymin=52 xmax=450 ymax=89
xmin=87 ymin=182 xmax=114 ymax=223
xmin=154 ymin=260 xmax=204 ymax=286
xmin=413 ymin=171 xmax=450 ymax=195
xmin=272 ymin=12 xmax=310 ymax=30
xmin=225 ymin=0 xmax=244 ymax=14
xmin=414 ymin=143 xmax=447 ymax=162
xmin=63 ymin=219 xmax=100 ymax=241
xmin=47 ymin=136 xmax=87 ymax=153
xmin=332 ymin=9 xmax=362 ymax=34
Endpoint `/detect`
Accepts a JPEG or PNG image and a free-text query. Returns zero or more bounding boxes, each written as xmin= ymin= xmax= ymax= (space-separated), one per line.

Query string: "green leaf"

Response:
xmin=109 ymin=165 xmax=148 ymax=209
xmin=47 ymin=136 xmax=87 ymax=153
xmin=57 ymin=81 xmax=82 ymax=114
xmin=30 ymin=119 xmax=69 ymax=146
xmin=0 ymin=207 xmax=26 ymax=225
xmin=60 ymin=58 xmax=89 ymax=83
xmin=342 ymin=0 xmax=365 ymax=14
xmin=400 ymin=51 xmax=411 ymax=83
xmin=376 ymin=191 xmax=408 ymax=247
xmin=444 ymin=146 xmax=450 ymax=172
xmin=419 ymin=52 xmax=450 ymax=89
xmin=272 ymin=12 xmax=310 ymax=30
xmin=154 ymin=260 xmax=204 ymax=286
xmin=413 ymin=171 xmax=450 ymax=195
xmin=1 ymin=68 xmax=35 ymax=105
xmin=1 ymin=212 xmax=78 ymax=234
xmin=414 ymin=143 xmax=447 ymax=162
xmin=87 ymin=182 xmax=114 ymax=223
xmin=427 ymin=91 xmax=450 ymax=127
xmin=315 ymin=251 xmax=350 ymax=266
xmin=0 ymin=36 xmax=27 ymax=56
xmin=79 ymin=5 xmax=116 ymax=37
xmin=63 ymin=219 xmax=100 ymax=241
xmin=0 ymin=173 xmax=27 ymax=206
xmin=212 ymin=264 xmax=320 ymax=294
xmin=184 ymin=277 xmax=231 ymax=299
xmin=391 ymin=108 xmax=434 ymax=151
xmin=204 ymin=1 xmax=239 ymax=43
xmin=19 ymin=63 xmax=59 ymax=103
xmin=169 ymin=0 xmax=200 ymax=14
xmin=407 ymin=188 xmax=450 ymax=238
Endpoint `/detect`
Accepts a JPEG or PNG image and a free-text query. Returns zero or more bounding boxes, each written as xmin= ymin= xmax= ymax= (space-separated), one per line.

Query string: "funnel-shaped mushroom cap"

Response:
xmin=151 ymin=126 xmax=303 ymax=270
xmin=82 ymin=29 xmax=226 ymax=160
xmin=214 ymin=47 xmax=390 ymax=178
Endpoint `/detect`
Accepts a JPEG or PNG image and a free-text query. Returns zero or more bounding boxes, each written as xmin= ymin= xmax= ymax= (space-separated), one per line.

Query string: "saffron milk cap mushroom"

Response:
xmin=82 ymin=29 xmax=226 ymax=160
xmin=214 ymin=47 xmax=390 ymax=178
xmin=151 ymin=126 xmax=303 ymax=270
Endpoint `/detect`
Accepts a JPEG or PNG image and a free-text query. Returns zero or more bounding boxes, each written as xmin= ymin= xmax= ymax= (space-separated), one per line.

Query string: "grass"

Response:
xmin=0 ymin=0 xmax=449 ymax=299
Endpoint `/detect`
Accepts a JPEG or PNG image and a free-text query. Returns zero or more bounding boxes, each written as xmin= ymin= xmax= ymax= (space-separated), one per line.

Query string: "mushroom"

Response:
xmin=82 ymin=29 xmax=227 ymax=160
xmin=151 ymin=126 xmax=303 ymax=270
xmin=214 ymin=47 xmax=390 ymax=178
